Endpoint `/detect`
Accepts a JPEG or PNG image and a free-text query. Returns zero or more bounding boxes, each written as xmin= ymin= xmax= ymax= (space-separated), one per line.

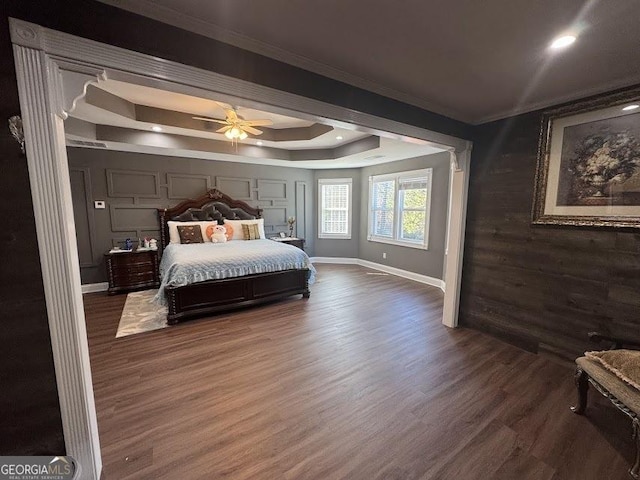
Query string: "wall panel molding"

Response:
xmin=257 ymin=179 xmax=287 ymax=201
xmin=215 ymin=176 xmax=253 ymax=200
xmin=295 ymin=181 xmax=308 ymax=238
xmin=167 ymin=173 xmax=211 ymax=199
xmin=109 ymin=204 xmax=161 ymax=231
xmin=107 ymin=169 xmax=160 ymax=198
xmin=261 ymin=206 xmax=288 ymax=231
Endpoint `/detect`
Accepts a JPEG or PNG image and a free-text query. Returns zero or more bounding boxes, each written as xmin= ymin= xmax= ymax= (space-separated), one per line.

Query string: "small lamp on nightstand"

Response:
xmin=287 ymin=216 xmax=295 ymax=237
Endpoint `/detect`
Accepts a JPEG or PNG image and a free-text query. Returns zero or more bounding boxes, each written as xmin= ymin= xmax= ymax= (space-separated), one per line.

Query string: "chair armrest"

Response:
xmin=588 ymin=331 xmax=640 ymax=350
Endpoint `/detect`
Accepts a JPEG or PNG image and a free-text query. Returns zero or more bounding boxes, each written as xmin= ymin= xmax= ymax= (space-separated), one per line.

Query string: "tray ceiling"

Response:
xmin=66 ymin=79 xmax=444 ymax=168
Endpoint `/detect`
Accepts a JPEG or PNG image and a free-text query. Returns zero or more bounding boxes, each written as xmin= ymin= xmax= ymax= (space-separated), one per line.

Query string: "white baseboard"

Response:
xmin=309 ymin=257 xmax=445 ymax=292
xmin=81 ymin=282 xmax=109 ymax=294
xmin=310 ymin=257 xmax=359 ymax=265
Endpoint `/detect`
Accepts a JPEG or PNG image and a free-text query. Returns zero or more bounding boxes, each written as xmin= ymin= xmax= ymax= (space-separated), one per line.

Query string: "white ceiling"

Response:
xmin=99 ymin=0 xmax=640 ymax=124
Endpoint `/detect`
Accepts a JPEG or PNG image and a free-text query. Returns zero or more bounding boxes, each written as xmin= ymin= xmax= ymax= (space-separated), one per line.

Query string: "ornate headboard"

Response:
xmin=157 ymin=188 xmax=262 ymax=251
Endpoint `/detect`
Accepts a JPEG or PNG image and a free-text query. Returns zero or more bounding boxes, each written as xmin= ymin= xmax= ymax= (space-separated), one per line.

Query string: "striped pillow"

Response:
xmin=241 ymin=223 xmax=260 ymax=240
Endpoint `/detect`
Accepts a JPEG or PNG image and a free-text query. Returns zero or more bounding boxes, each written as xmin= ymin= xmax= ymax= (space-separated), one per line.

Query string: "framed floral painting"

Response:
xmin=532 ymin=86 xmax=640 ymax=228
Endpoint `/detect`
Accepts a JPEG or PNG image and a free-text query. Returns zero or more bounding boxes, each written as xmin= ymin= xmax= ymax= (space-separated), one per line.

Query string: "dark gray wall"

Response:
xmin=359 ymin=152 xmax=450 ymax=279
xmin=313 ymin=169 xmax=362 ymax=258
xmin=67 ymin=148 xmax=315 ymax=284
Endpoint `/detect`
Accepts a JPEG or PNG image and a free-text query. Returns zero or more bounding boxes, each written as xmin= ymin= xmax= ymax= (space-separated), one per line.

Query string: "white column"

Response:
xmin=442 ymin=147 xmax=472 ymax=328
xmin=13 ymin=45 xmax=102 ymax=480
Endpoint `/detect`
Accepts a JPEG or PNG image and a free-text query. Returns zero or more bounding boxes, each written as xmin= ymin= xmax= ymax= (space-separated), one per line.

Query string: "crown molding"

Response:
xmin=473 ymin=76 xmax=640 ymax=125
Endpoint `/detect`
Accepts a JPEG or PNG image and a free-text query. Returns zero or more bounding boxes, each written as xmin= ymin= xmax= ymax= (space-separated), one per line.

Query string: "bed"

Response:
xmin=156 ymin=188 xmax=314 ymax=324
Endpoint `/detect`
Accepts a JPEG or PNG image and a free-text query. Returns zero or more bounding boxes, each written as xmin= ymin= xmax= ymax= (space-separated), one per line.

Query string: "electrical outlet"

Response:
xmin=94 ymin=200 xmax=106 ymax=209
xmin=382 ymin=252 xmax=387 ymax=259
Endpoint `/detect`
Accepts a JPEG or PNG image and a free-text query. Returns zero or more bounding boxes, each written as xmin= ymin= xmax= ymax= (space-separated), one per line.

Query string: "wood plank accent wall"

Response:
xmin=460 ymin=109 xmax=640 ymax=360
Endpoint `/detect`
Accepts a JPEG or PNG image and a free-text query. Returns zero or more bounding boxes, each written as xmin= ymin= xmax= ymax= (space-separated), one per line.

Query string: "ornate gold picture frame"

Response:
xmin=532 ymin=86 xmax=640 ymax=228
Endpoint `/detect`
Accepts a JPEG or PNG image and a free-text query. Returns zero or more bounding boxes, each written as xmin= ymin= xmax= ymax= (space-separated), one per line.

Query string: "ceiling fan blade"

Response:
xmin=226 ymin=109 xmax=238 ymax=122
xmin=243 ymin=119 xmax=273 ymax=127
xmin=192 ymin=116 xmax=228 ymax=124
xmin=243 ymin=126 xmax=263 ymax=136
xmin=216 ymin=126 xmax=230 ymax=133
xmin=213 ymin=100 xmax=233 ymax=111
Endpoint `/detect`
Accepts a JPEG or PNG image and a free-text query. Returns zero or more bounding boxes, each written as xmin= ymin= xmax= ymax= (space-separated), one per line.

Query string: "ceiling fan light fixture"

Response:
xmin=195 ymin=106 xmax=272 ymax=143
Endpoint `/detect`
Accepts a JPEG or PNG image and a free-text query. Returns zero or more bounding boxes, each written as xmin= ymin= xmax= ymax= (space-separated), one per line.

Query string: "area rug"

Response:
xmin=115 ymin=289 xmax=168 ymax=338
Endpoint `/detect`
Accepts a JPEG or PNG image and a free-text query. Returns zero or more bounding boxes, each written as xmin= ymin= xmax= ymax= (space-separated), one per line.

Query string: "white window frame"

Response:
xmin=318 ymin=178 xmax=353 ymax=239
xmin=368 ymin=168 xmax=433 ymax=250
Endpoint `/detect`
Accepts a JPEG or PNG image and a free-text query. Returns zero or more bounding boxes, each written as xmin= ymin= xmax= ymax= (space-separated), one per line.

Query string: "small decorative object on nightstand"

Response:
xmin=271 ymin=236 xmax=305 ymax=250
xmin=287 ymin=216 xmax=296 ymax=237
xmin=105 ymin=249 xmax=159 ymax=295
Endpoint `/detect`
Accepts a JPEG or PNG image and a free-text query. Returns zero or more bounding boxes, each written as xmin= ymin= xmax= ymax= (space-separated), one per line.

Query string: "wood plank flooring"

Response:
xmin=84 ymin=265 xmax=633 ymax=480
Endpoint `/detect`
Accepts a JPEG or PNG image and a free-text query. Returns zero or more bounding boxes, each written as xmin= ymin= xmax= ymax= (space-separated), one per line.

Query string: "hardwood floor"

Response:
xmin=84 ymin=265 xmax=633 ymax=480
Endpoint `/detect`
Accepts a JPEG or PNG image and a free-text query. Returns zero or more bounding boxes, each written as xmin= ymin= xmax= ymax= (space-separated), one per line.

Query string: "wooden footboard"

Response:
xmin=165 ymin=269 xmax=310 ymax=324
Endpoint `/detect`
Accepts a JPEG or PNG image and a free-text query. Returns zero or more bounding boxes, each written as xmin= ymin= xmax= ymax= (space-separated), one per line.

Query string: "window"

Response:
xmin=318 ymin=178 xmax=352 ymax=239
xmin=368 ymin=169 xmax=432 ymax=249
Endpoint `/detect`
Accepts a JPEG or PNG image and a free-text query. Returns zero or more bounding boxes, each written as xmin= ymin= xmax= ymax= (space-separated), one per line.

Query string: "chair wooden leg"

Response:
xmin=631 ymin=419 xmax=640 ymax=479
xmin=571 ymin=367 xmax=589 ymax=414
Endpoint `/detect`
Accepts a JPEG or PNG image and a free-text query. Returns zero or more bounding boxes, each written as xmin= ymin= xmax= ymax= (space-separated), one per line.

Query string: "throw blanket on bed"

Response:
xmin=154 ymin=239 xmax=316 ymax=305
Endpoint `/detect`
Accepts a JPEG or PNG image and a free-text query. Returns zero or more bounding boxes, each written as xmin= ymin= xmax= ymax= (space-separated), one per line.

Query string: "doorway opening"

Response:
xmin=11 ymin=17 xmax=471 ymax=479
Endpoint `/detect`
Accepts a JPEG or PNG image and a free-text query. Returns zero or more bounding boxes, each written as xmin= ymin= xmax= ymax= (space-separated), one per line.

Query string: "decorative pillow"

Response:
xmin=168 ymin=221 xmax=217 ymax=243
xmin=242 ymin=223 xmax=260 ymax=240
xmin=177 ymin=225 xmax=204 ymax=244
xmin=224 ymin=219 xmax=265 ymax=240
xmin=586 ymin=349 xmax=640 ymax=391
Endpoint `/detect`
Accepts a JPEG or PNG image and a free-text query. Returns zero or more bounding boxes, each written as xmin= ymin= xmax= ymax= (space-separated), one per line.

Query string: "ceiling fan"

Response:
xmin=193 ymin=107 xmax=273 ymax=141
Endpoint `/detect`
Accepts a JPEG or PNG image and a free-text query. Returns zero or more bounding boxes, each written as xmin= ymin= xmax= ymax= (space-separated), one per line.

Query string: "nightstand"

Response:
xmin=105 ymin=250 xmax=160 ymax=295
xmin=271 ymin=237 xmax=305 ymax=250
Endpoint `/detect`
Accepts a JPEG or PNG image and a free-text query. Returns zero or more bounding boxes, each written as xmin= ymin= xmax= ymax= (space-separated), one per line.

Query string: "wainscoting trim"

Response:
xmin=310 ymin=257 xmax=445 ymax=291
xmin=81 ymin=282 xmax=109 ymax=294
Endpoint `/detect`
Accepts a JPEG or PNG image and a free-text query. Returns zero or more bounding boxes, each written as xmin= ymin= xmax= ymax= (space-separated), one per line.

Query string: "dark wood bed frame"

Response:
xmin=158 ymin=188 xmax=310 ymax=324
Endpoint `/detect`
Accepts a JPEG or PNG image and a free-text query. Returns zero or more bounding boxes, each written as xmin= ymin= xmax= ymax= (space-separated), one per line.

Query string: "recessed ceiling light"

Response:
xmin=336 ymin=136 xmax=343 ymax=140
xmin=550 ymin=35 xmax=576 ymax=50
xmin=256 ymin=141 xmax=263 ymax=146
xmin=622 ymin=104 xmax=639 ymax=111
xmin=151 ymin=126 xmax=162 ymax=132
